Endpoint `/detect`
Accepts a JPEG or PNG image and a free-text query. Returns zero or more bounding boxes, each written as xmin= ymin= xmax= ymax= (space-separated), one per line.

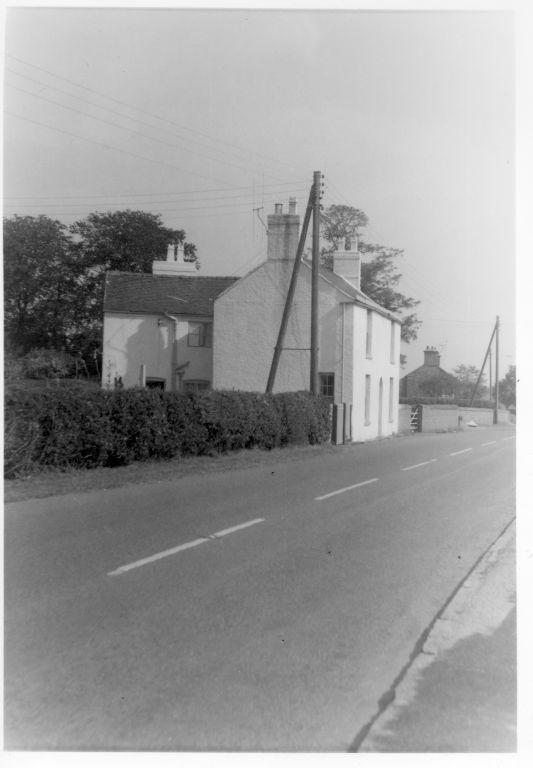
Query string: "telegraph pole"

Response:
xmin=310 ymin=170 xmax=322 ymax=395
xmin=494 ymin=315 xmax=500 ymax=424
xmin=469 ymin=316 xmax=499 ymax=409
xmin=266 ymin=183 xmax=315 ymax=393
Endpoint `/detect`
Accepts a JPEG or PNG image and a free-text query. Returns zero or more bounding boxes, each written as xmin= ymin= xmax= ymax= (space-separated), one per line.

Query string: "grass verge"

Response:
xmin=4 ymin=443 xmax=345 ymax=503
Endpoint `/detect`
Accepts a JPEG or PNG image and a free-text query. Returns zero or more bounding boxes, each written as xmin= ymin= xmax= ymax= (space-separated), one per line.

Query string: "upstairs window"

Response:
xmin=366 ymin=310 xmax=373 ymax=358
xmin=188 ymin=321 xmax=213 ymax=347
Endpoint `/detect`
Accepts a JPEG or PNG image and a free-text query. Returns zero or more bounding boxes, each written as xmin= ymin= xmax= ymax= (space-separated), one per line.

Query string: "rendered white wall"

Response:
xmin=350 ymin=307 xmax=401 ymax=441
xmin=213 ymin=261 xmax=343 ymax=393
xmin=102 ymin=312 xmax=214 ymax=390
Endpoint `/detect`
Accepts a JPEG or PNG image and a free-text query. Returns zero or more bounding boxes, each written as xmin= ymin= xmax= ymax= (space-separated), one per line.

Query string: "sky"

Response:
xmin=2 ymin=2 xmax=519 ymax=376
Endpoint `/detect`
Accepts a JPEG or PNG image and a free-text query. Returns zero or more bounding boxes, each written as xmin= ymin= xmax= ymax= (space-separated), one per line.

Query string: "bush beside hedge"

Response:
xmin=4 ymin=387 xmax=332 ymax=478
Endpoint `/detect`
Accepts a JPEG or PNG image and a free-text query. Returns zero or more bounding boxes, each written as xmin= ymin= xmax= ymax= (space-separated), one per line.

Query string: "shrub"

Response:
xmin=20 ymin=349 xmax=78 ymax=379
xmin=4 ymin=388 xmax=331 ymax=477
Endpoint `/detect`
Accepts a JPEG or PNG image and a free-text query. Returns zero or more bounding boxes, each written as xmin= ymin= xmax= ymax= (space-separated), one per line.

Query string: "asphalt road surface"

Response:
xmin=4 ymin=425 xmax=516 ymax=750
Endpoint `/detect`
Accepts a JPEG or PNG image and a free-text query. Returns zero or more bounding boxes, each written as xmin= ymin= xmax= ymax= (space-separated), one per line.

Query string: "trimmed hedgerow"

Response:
xmin=4 ymin=387 xmax=331 ymax=478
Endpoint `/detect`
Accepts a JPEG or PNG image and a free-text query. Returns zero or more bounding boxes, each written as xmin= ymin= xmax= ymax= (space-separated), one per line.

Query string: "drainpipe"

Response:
xmin=163 ymin=313 xmax=179 ymax=392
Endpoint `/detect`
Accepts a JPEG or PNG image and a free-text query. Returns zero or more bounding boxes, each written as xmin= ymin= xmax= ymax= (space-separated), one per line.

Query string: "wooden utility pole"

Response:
xmin=309 ymin=170 xmax=322 ymax=395
xmin=469 ymin=316 xmax=499 ymax=407
xmin=266 ymin=183 xmax=314 ymax=394
xmin=494 ymin=315 xmax=500 ymax=423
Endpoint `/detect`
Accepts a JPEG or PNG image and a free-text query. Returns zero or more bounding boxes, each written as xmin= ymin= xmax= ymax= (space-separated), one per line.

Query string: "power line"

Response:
xmin=5 ymin=110 xmax=233 ymax=187
xmin=6 ymin=81 xmax=293 ymax=182
xmin=4 ymin=179 xmax=305 ymax=202
xmin=5 ymin=66 xmax=286 ymax=174
xmin=6 ymin=54 xmax=309 ymax=182
xmin=3 ymin=188 xmax=308 ymax=210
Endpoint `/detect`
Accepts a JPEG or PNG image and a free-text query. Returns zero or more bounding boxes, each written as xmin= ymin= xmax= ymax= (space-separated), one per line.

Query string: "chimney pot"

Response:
xmin=288 ymin=198 xmax=297 ymax=214
xmin=274 ymin=203 xmax=283 ymax=214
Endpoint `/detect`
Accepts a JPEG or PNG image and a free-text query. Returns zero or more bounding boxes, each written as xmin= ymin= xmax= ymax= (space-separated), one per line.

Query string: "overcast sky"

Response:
xmin=3 ymin=3 xmax=517 ymax=375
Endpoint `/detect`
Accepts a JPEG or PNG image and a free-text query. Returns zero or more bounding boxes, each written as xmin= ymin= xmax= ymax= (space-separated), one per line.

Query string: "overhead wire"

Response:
xmin=6 ymin=54 xmax=310 ymax=184
xmin=6 ymin=80 xmax=294 ymax=182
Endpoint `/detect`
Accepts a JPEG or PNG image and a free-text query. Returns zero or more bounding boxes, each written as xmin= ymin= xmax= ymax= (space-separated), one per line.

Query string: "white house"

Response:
xmin=213 ymin=200 xmax=401 ymax=442
xmin=101 ymin=201 xmax=401 ymax=442
xmin=101 ymin=244 xmax=237 ymax=392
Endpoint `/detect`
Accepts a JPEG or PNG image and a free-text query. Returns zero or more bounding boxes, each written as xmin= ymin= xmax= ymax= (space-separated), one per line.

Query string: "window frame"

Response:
xmin=182 ymin=379 xmax=211 ymax=394
xmin=366 ymin=310 xmax=373 ymax=359
xmin=187 ymin=321 xmax=213 ymax=348
xmin=364 ymin=374 xmax=372 ymax=425
xmin=319 ymin=372 xmax=335 ymax=399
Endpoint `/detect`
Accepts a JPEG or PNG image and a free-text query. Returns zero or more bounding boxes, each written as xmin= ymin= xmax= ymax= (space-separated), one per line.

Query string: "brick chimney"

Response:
xmin=424 ymin=347 xmax=441 ymax=367
xmin=153 ymin=243 xmax=196 ymax=275
xmin=333 ymin=237 xmax=361 ymax=290
xmin=267 ymin=199 xmax=300 ymax=260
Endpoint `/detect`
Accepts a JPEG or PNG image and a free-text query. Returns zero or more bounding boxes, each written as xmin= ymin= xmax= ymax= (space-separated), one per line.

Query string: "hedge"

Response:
xmin=4 ymin=386 xmax=332 ymax=478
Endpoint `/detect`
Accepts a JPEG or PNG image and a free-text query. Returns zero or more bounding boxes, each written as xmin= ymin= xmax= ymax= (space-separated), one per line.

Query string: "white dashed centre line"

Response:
xmin=482 ymin=441 xmax=497 ymax=446
xmin=108 ymin=518 xmax=265 ymax=576
xmin=450 ymin=448 xmax=473 ymax=457
xmin=315 ymin=477 xmax=378 ymax=501
xmin=402 ymin=459 xmax=437 ymax=471
xmin=503 ymin=436 xmax=515 ymax=441
xmin=207 ymin=518 xmax=265 ymax=539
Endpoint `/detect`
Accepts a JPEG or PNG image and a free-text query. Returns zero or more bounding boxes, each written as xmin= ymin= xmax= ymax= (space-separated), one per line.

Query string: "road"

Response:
xmin=4 ymin=425 xmax=516 ymax=750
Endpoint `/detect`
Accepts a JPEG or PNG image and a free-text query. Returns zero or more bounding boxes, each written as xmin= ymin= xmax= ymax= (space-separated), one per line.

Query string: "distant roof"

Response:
xmin=104 ymin=272 xmax=239 ymax=316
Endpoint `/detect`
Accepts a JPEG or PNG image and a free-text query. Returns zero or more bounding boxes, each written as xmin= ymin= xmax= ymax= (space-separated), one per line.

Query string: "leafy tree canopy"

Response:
xmin=3 ymin=215 xmax=84 ymax=352
xmin=453 ymin=363 xmax=488 ymax=400
xmin=3 ymin=210 xmax=197 ymax=370
xmin=70 ymin=209 xmax=197 ymax=274
xmin=319 ymin=204 xmax=421 ymax=342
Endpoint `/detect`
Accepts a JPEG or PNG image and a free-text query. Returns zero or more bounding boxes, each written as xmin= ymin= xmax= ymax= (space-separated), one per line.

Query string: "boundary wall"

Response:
xmin=398 ymin=404 xmax=511 ymax=434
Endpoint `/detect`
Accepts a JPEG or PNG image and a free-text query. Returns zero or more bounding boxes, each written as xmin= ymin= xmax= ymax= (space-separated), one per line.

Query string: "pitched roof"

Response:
xmin=303 ymin=262 xmax=402 ymax=322
xmin=104 ymin=272 xmax=239 ymax=316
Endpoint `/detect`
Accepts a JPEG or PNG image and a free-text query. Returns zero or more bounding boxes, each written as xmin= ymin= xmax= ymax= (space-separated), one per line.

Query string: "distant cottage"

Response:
xmin=399 ymin=347 xmax=457 ymax=399
xmin=102 ymin=200 xmax=402 ymax=442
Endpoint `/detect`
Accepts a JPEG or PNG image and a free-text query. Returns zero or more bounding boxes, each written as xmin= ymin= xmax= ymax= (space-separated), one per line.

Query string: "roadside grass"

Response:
xmin=4 ymin=443 xmax=346 ymax=503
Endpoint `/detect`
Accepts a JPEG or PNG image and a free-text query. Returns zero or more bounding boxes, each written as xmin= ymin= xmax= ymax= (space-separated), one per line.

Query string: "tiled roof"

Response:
xmin=302 ymin=262 xmax=402 ymax=322
xmin=104 ymin=272 xmax=239 ymax=316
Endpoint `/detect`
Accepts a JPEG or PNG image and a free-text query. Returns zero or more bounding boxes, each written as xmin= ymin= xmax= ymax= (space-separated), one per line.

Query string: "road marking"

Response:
xmin=315 ymin=477 xmax=378 ymax=501
xmin=108 ymin=518 xmax=265 ymax=576
xmin=503 ymin=436 xmax=515 ymax=441
xmin=207 ymin=518 xmax=265 ymax=539
xmin=402 ymin=459 xmax=437 ymax=471
xmin=108 ymin=538 xmax=208 ymax=576
xmin=450 ymin=448 xmax=473 ymax=457
xmin=482 ymin=441 xmax=497 ymax=446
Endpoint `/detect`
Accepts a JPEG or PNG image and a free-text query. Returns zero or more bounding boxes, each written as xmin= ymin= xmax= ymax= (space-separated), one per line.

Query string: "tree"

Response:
xmin=70 ymin=209 xmax=197 ymax=275
xmin=3 ymin=210 xmax=198 ymax=373
xmin=319 ymin=205 xmax=421 ymax=342
xmin=453 ymin=364 xmax=487 ymax=400
xmin=3 ymin=215 xmax=84 ymax=353
xmin=498 ymin=365 xmax=516 ymax=408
